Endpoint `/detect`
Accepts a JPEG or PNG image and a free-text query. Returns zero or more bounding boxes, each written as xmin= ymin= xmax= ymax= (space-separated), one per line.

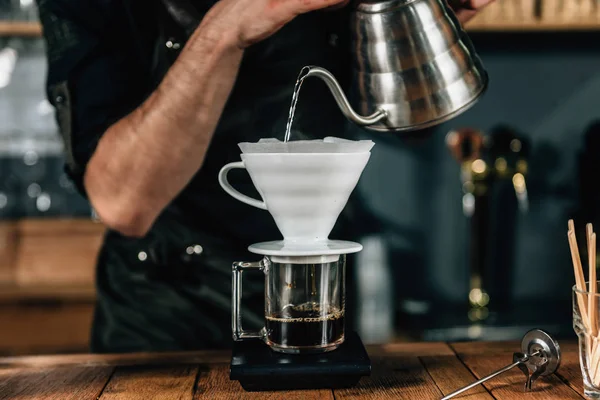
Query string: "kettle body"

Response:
xmin=305 ymin=0 xmax=489 ymax=132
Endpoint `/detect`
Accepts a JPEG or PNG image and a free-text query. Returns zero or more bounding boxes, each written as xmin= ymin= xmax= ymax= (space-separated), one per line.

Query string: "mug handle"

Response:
xmin=232 ymin=261 xmax=266 ymax=341
xmin=218 ymin=162 xmax=267 ymax=210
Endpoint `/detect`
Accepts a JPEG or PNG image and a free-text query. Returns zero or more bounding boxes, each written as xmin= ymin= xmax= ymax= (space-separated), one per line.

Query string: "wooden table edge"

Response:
xmin=0 ymin=341 xmax=587 ymax=400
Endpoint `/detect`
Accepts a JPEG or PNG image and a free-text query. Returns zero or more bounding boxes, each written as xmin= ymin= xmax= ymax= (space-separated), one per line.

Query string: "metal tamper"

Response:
xmin=442 ymin=329 xmax=561 ymax=399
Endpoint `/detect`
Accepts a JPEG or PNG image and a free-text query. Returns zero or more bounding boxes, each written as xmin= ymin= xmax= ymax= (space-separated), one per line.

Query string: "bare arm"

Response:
xmin=450 ymin=0 xmax=495 ymax=23
xmin=84 ymin=0 xmax=348 ymax=237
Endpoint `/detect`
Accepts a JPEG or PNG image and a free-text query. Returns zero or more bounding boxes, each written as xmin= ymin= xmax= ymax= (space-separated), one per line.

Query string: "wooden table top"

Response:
xmin=0 ymin=340 xmax=587 ymax=399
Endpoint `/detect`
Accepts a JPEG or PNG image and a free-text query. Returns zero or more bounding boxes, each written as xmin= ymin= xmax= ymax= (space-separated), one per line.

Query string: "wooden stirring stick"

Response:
xmin=593 ymin=235 xmax=600 ymax=387
xmin=569 ymin=222 xmax=589 ymax=327
xmin=586 ymin=224 xmax=599 ymax=381
xmin=590 ymin=232 xmax=600 ymax=385
xmin=589 ymin=225 xmax=597 ymax=338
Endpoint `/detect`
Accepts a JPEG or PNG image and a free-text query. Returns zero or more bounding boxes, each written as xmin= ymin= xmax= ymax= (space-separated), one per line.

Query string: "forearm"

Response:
xmin=85 ymin=22 xmax=243 ymax=236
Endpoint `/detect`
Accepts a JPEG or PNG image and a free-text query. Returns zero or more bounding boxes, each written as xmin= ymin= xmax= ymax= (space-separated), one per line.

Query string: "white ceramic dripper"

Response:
xmin=218 ymin=138 xmax=373 ymax=246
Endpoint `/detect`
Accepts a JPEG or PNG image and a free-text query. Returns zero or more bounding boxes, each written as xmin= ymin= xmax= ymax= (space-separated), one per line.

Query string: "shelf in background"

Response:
xmin=0 ymin=218 xmax=101 ymax=355
xmin=0 ymin=18 xmax=600 ymax=37
xmin=0 ymin=301 xmax=94 ymax=356
xmin=0 ymin=285 xmax=96 ymax=303
xmin=0 ymin=218 xmax=104 ymax=303
xmin=467 ymin=21 xmax=600 ymax=32
xmin=466 ymin=0 xmax=600 ymax=32
xmin=0 ymin=21 xmax=42 ymax=37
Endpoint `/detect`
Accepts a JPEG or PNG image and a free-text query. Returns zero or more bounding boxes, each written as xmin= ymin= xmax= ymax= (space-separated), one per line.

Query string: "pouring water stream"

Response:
xmin=283 ymin=66 xmax=311 ymax=142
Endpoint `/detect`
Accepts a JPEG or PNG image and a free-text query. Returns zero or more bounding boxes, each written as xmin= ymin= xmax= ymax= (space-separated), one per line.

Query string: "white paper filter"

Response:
xmin=238 ymin=137 xmax=374 ymax=154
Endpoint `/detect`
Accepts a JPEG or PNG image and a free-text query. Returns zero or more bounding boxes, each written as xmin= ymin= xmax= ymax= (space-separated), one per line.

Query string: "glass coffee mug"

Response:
xmin=233 ymin=254 xmax=346 ymax=354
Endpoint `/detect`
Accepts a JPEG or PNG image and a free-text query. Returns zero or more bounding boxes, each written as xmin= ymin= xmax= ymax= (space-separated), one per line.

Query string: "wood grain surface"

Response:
xmin=336 ymin=343 xmax=454 ymax=400
xmin=0 ymin=341 xmax=588 ymax=399
xmin=0 ymin=366 xmax=113 ymax=400
xmin=193 ymin=364 xmax=334 ymax=400
xmin=421 ymin=355 xmax=493 ymax=399
xmin=335 ymin=355 xmax=444 ymax=400
xmin=550 ymin=342 xmax=586 ymax=399
xmin=100 ymin=365 xmax=197 ymax=400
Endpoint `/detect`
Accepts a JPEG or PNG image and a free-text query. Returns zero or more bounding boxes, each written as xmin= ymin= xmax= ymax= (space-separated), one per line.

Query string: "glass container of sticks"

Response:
xmin=568 ymin=220 xmax=599 ymax=398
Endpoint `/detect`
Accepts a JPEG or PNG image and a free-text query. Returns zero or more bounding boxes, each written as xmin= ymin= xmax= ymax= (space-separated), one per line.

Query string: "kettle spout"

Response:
xmin=304 ymin=66 xmax=387 ymax=127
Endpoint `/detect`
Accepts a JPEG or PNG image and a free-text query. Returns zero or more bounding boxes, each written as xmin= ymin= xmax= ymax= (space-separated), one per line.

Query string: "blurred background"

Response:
xmin=1 ymin=0 xmax=99 ymax=357
xmin=1 ymin=0 xmax=600 ymax=356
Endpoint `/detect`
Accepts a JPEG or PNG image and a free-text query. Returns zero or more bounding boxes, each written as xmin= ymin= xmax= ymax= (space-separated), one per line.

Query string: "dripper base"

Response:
xmin=248 ymin=239 xmax=363 ymax=257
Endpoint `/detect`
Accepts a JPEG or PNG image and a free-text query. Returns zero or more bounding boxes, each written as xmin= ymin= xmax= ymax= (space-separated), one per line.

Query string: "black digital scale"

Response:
xmin=230 ymin=331 xmax=371 ymax=391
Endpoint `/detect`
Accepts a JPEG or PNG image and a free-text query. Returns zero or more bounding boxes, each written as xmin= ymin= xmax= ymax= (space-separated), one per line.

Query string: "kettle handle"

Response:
xmin=304 ymin=66 xmax=388 ymax=126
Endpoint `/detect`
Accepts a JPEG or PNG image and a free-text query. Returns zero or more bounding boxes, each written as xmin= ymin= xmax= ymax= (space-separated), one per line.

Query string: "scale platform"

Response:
xmin=230 ymin=331 xmax=371 ymax=391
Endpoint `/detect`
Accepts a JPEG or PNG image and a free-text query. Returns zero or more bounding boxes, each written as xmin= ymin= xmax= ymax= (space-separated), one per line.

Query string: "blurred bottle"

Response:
xmin=355 ymin=235 xmax=394 ymax=344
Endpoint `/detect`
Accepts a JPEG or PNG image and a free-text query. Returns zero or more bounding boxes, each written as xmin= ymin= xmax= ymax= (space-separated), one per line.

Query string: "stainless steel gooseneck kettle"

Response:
xmin=306 ymin=0 xmax=489 ymax=132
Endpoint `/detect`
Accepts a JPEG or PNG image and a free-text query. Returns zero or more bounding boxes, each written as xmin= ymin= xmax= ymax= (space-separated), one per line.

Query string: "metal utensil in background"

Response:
xmin=442 ymin=329 xmax=561 ymax=399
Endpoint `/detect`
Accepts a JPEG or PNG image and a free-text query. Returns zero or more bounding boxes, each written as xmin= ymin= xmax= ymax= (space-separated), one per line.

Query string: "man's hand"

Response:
xmin=202 ymin=0 xmax=350 ymax=49
xmin=449 ymin=0 xmax=495 ymax=23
